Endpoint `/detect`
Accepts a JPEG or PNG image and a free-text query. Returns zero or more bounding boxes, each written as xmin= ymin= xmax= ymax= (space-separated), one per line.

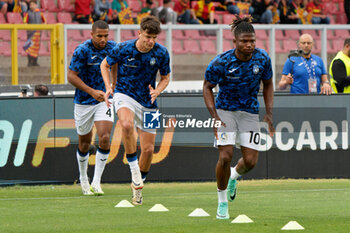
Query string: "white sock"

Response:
xmin=230 ymin=166 xmax=241 ymax=180
xmin=76 ymin=150 xmax=89 ymax=182
xmin=217 ymin=189 xmax=228 ymax=203
xmin=92 ymin=149 xmax=109 ymax=185
xmin=128 ymin=159 xmax=140 ymax=174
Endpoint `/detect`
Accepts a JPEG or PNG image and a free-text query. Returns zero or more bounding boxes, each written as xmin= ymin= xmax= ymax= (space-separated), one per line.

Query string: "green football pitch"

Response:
xmin=1 ymin=179 xmax=350 ymax=233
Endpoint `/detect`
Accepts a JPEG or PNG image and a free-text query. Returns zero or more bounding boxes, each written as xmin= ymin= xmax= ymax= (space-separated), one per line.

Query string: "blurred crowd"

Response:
xmin=0 ymin=0 xmax=346 ymax=25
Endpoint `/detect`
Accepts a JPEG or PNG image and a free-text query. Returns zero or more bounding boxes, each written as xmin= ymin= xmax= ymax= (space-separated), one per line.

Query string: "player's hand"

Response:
xmin=149 ymin=85 xmax=160 ymax=104
xmin=321 ymin=82 xmax=332 ymax=95
xmin=104 ymin=88 xmax=114 ymax=107
xmin=263 ymin=113 xmax=275 ymax=137
xmin=91 ymin=90 xmax=105 ymax=102
xmin=286 ymin=73 xmax=294 ymax=84
xmin=214 ymin=117 xmax=226 ymax=140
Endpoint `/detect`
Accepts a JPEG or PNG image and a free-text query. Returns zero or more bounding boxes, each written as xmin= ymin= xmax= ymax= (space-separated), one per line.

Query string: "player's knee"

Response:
xmin=243 ymin=155 xmax=258 ymax=171
xmin=80 ymin=142 xmax=90 ymax=152
xmin=218 ymin=152 xmax=232 ymax=166
xmin=143 ymin=145 xmax=154 ymax=155
xmin=120 ymin=120 xmax=134 ymax=133
xmin=99 ymin=134 xmax=110 ymax=147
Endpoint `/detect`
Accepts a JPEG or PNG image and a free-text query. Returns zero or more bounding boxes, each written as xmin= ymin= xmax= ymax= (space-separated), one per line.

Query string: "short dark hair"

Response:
xmin=146 ymin=0 xmax=153 ymax=5
xmin=34 ymin=84 xmax=49 ymax=96
xmin=230 ymin=15 xmax=255 ymax=38
xmin=163 ymin=0 xmax=171 ymax=4
xmin=92 ymin=20 xmax=109 ymax=32
xmin=140 ymin=16 xmax=161 ymax=35
xmin=344 ymin=38 xmax=350 ymax=47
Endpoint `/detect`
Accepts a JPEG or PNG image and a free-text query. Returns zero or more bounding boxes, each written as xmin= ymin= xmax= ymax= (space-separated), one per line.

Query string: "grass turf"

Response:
xmin=1 ymin=179 xmax=350 ymax=233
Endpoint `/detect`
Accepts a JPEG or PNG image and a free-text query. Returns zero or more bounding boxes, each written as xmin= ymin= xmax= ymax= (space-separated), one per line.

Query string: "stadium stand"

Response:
xmin=0 ymin=30 xmax=10 ymax=40
xmin=255 ymin=30 xmax=268 ymax=40
xmin=7 ymin=12 xmax=23 ymax=24
xmin=0 ymin=13 xmax=6 ymax=24
xmin=200 ymin=40 xmax=216 ymax=54
xmin=183 ymin=39 xmax=201 ymax=54
xmin=335 ymin=29 xmax=349 ymax=39
xmin=284 ymin=29 xmax=300 ymax=40
xmin=40 ymin=0 xmax=59 ymax=12
xmin=173 ymin=30 xmax=186 ymax=39
xmin=43 ymin=12 xmax=57 ymax=24
xmin=67 ymin=29 xmax=84 ymax=41
xmin=57 ymin=12 xmax=73 ymax=24
xmin=57 ymin=0 xmax=75 ymax=12
xmin=172 ymin=39 xmax=185 ymax=54
xmin=0 ymin=41 xmax=11 ymax=56
xmin=301 ymin=29 xmax=319 ymax=39
xmin=275 ymin=29 xmax=285 ymax=40
xmin=184 ymin=30 xmax=205 ymax=39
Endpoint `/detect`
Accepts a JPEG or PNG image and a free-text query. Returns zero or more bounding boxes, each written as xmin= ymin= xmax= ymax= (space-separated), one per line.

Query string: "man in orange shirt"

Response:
xmin=193 ymin=0 xmax=217 ymax=24
xmin=173 ymin=0 xmax=199 ymax=24
xmin=306 ymin=0 xmax=329 ymax=24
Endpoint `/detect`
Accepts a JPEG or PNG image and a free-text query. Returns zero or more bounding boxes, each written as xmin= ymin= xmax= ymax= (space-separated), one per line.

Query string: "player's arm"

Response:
xmin=110 ymin=63 xmax=118 ymax=91
xmin=100 ymin=58 xmax=114 ymax=107
xmin=68 ymin=69 xmax=105 ymax=102
xmin=203 ymin=80 xmax=225 ymax=139
xmin=262 ymin=78 xmax=275 ymax=137
xmin=149 ymin=74 xmax=170 ymax=104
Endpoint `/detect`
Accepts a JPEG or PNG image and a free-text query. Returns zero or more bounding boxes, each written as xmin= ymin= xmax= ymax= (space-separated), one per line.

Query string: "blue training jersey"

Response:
xmin=106 ymin=39 xmax=171 ymax=109
xmin=69 ymin=39 xmax=117 ymax=105
xmin=205 ymin=48 xmax=273 ymax=114
xmin=282 ymin=54 xmax=327 ymax=94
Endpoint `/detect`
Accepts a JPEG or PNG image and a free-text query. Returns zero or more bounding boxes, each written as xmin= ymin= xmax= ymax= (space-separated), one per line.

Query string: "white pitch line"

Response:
xmin=0 ymin=187 xmax=349 ymax=201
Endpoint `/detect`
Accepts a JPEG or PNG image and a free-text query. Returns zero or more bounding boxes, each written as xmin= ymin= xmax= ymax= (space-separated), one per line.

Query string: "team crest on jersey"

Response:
xmin=150 ymin=58 xmax=156 ymax=66
xmin=253 ymin=65 xmax=259 ymax=74
xmin=220 ymin=133 xmax=227 ymax=140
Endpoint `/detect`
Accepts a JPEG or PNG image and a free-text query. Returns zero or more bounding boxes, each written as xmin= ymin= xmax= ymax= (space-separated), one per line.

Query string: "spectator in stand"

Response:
xmin=5 ymin=0 xmax=14 ymax=12
xmin=306 ymin=0 xmax=330 ymax=24
xmin=278 ymin=0 xmax=305 ymax=24
xmin=344 ymin=0 xmax=350 ymax=24
xmin=173 ymin=0 xmax=199 ymax=24
xmin=251 ymin=0 xmax=276 ymax=24
xmin=71 ymin=0 xmax=95 ymax=24
xmin=23 ymin=0 xmax=46 ymax=66
xmin=20 ymin=0 xmax=31 ymax=13
xmin=193 ymin=0 xmax=217 ymax=24
xmin=34 ymin=84 xmax=49 ymax=96
xmin=111 ymin=0 xmax=129 ymax=24
xmin=215 ymin=0 xmax=239 ymax=15
xmin=141 ymin=0 xmax=153 ymax=13
xmin=0 ymin=0 xmax=8 ymax=14
xmin=151 ymin=0 xmax=177 ymax=24
xmin=93 ymin=0 xmax=111 ymax=22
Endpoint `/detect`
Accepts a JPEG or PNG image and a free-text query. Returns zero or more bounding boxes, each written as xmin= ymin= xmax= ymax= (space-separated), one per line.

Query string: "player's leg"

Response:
xmin=227 ymin=112 xmax=260 ymax=201
xmin=117 ymin=107 xmax=144 ymax=204
xmin=90 ymin=103 xmax=114 ymax=195
xmin=216 ymin=145 xmax=233 ymax=219
xmin=215 ymin=109 xmax=236 ymax=219
xmin=90 ymin=120 xmax=113 ymax=195
xmin=75 ymin=104 xmax=96 ymax=195
xmin=137 ymin=129 xmax=156 ymax=182
xmin=77 ymin=132 xmax=94 ymax=195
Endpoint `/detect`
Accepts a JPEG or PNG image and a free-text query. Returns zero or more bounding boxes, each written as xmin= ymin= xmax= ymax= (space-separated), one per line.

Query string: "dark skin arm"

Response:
xmin=203 ymin=80 xmax=226 ymax=139
xmin=262 ymin=78 xmax=275 ymax=137
xmin=68 ymin=69 xmax=105 ymax=102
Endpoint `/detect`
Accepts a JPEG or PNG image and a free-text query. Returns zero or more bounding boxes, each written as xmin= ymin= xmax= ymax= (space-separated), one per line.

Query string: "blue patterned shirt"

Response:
xmin=69 ymin=39 xmax=117 ymax=105
xmin=106 ymin=39 xmax=171 ymax=108
xmin=205 ymin=48 xmax=273 ymax=114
